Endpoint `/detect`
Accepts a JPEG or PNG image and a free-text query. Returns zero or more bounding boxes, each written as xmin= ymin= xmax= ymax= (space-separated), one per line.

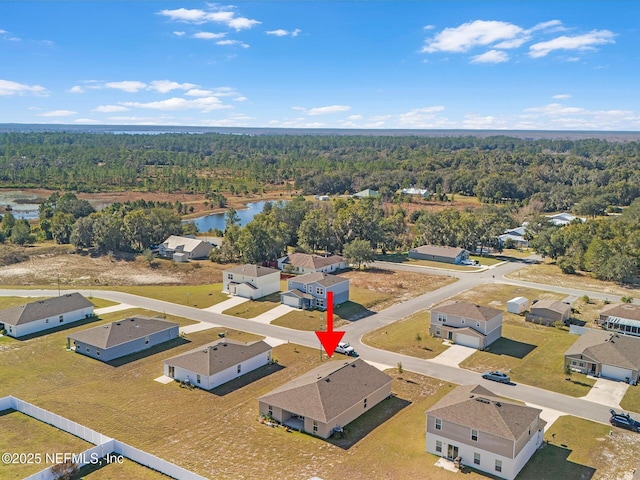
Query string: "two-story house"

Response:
xmin=426 ymin=384 xmax=546 ymax=480
xmin=280 ymin=272 xmax=349 ymax=310
xmin=222 ymin=264 xmax=280 ymax=300
xmin=430 ymin=301 xmax=502 ymax=350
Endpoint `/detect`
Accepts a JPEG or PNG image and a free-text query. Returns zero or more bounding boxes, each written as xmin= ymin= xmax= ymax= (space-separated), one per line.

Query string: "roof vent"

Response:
xmin=325 ymin=378 xmax=331 ymax=382
xmin=495 ymin=402 xmax=502 ymax=407
xmin=130 ymin=318 xmax=135 ymax=322
xmin=115 ymin=323 xmax=121 ymax=326
xmin=213 ymin=347 xmax=218 ymax=351
xmin=475 ymin=397 xmax=491 ymax=404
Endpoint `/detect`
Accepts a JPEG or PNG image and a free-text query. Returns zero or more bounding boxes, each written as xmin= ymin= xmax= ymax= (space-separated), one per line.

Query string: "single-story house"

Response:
xmin=598 ymin=303 xmax=640 ymax=338
xmin=164 ymin=339 xmax=272 ymax=390
xmin=430 ymin=301 xmax=502 ymax=350
xmin=222 ymin=264 xmax=280 ymax=300
xmin=0 ymin=293 xmax=94 ymax=338
xmin=277 ymin=253 xmax=347 ymax=274
xmin=546 ymin=212 xmax=586 ymax=226
xmin=67 ymin=316 xmax=179 ymax=362
xmin=408 ymin=245 xmax=470 ymax=265
xmin=258 ymin=358 xmax=392 ymax=439
xmin=526 ymin=299 xmax=571 ymax=326
xmin=426 ymin=384 xmax=546 ymax=480
xmin=565 ymin=329 xmax=640 ymax=385
xmin=280 ymin=272 xmax=349 ymax=310
xmin=158 ymin=235 xmax=213 ymax=261
xmin=353 ymin=189 xmax=379 ymax=198
xmin=400 ymin=187 xmax=430 ymax=197
xmin=498 ymin=226 xmax=528 ymax=249
xmin=507 ymin=297 xmax=529 ymax=314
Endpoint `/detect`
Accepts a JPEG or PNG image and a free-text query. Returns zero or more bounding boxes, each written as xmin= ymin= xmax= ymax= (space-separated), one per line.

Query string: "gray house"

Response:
xmin=0 ymin=293 xmax=94 ymax=338
xmin=280 ymin=272 xmax=349 ymax=310
xmin=258 ymin=358 xmax=392 ymax=439
xmin=164 ymin=339 xmax=272 ymax=390
xmin=526 ymin=299 xmax=571 ymax=326
xmin=67 ymin=316 xmax=179 ymax=362
xmin=430 ymin=301 xmax=503 ymax=350
xmin=408 ymin=245 xmax=469 ymax=264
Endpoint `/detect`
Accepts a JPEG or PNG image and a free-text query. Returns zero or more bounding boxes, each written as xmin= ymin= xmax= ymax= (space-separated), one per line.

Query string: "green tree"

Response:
xmin=343 ymin=239 xmax=376 ymax=269
xmin=10 ymin=221 xmax=34 ymax=245
xmin=51 ymin=212 xmax=75 ymax=244
xmin=70 ymin=216 xmax=94 ymax=250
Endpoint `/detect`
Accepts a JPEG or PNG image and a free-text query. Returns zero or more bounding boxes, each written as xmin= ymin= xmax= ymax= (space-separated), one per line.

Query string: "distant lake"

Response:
xmin=190 ymin=201 xmax=283 ymax=232
xmin=0 ymin=190 xmax=42 ymax=220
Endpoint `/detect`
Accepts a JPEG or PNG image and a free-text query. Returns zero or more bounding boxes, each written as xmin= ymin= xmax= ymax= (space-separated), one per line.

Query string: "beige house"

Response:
xmin=526 ymin=299 xmax=571 ymax=326
xmin=277 ymin=253 xmax=347 ymax=274
xmin=598 ymin=303 xmax=640 ymax=337
xmin=258 ymin=359 xmax=392 ymax=439
xmin=426 ymin=385 xmax=546 ymax=480
xmin=222 ymin=264 xmax=280 ymax=300
xmin=409 ymin=245 xmax=470 ymax=264
xmin=158 ymin=235 xmax=213 ymax=261
xmin=430 ymin=301 xmax=503 ymax=350
xmin=565 ymin=330 xmax=640 ymax=385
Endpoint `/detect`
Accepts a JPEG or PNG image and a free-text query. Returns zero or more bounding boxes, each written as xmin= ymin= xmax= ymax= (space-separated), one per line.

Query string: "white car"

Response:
xmin=335 ymin=341 xmax=355 ymax=355
xmin=461 ymin=259 xmax=479 ymax=266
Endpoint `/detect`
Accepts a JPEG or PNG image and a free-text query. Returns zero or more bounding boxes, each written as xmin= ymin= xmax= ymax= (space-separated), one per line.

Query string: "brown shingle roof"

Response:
xmin=565 ymin=330 xmax=640 ymax=370
xmin=68 ymin=316 xmax=178 ymax=349
xmin=0 ymin=293 xmax=93 ymax=326
xmin=601 ymin=303 xmax=640 ymax=322
xmin=427 ymin=385 xmax=544 ymax=442
xmin=432 ymin=301 xmax=502 ymax=322
xmin=259 ymin=359 xmax=392 ymax=423
xmin=292 ymin=272 xmax=349 ymax=288
xmin=164 ymin=339 xmax=272 ymax=376
xmin=225 ymin=264 xmax=279 ymax=277
xmin=411 ymin=245 xmax=467 ymax=258
xmin=530 ymin=299 xmax=571 ymax=315
xmin=283 ymin=253 xmax=345 ymax=270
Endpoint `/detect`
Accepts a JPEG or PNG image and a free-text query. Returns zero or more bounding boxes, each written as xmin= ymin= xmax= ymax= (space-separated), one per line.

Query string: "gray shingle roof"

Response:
xmin=432 ymin=301 xmax=502 ymax=322
xmin=259 ymin=359 xmax=392 ymax=423
xmin=291 ymin=272 xmax=349 ymax=288
xmin=601 ymin=303 xmax=640 ymax=322
xmin=411 ymin=245 xmax=467 ymax=258
xmin=225 ymin=264 xmax=279 ymax=277
xmin=283 ymin=253 xmax=345 ymax=270
xmin=565 ymin=330 xmax=640 ymax=370
xmin=530 ymin=299 xmax=571 ymax=315
xmin=0 ymin=293 xmax=93 ymax=326
xmin=164 ymin=339 xmax=271 ymax=376
xmin=68 ymin=316 xmax=178 ymax=349
xmin=427 ymin=385 xmax=545 ymax=442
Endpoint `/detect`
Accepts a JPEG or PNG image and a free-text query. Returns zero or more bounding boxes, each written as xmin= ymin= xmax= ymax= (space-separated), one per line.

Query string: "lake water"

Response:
xmin=190 ymin=201 xmax=279 ymax=232
xmin=0 ymin=190 xmax=42 ymax=220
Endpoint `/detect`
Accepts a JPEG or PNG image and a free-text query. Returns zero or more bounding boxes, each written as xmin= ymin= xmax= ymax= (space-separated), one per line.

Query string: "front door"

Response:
xmin=447 ymin=444 xmax=458 ymax=459
xmin=168 ymin=366 xmax=175 ymax=378
xmin=448 ymin=331 xmax=453 ymax=340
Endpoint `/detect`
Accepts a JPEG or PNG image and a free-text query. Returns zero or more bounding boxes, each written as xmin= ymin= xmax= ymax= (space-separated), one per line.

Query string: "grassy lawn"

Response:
xmin=0 ymin=296 xmax=50 ymax=309
xmin=519 ymin=416 xmax=639 ymax=480
xmin=620 ymin=385 xmax=640 ymax=413
xmin=363 ymin=310 xmax=450 ymax=360
xmin=222 ymin=292 xmax=281 ymax=318
xmin=377 ymin=253 xmax=478 ymax=271
xmin=0 ymin=410 xmax=91 ymax=479
xmin=72 ymin=458 xmax=172 ymax=479
xmin=89 ymin=297 xmax=119 ymax=309
xmin=469 ymin=254 xmax=503 ymax=266
xmin=104 ymin=283 xmax=227 ymax=308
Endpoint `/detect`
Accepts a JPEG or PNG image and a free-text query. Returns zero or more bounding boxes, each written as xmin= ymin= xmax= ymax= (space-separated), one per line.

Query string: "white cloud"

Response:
xmin=307 ymin=105 xmax=351 ymax=115
xmin=397 ymin=106 xmax=448 ymax=127
xmin=120 ymin=96 xmax=230 ymax=112
xmin=266 ymin=28 xmax=301 ymax=37
xmin=234 ymin=96 xmax=248 ymax=102
xmin=93 ymin=105 xmax=129 ymax=113
xmin=529 ymin=30 xmax=615 ymax=58
xmin=347 ymin=114 xmax=363 ymax=120
xmin=193 ymin=31 xmax=226 ymax=40
xmin=74 ymin=118 xmax=99 ymax=124
xmin=216 ymin=39 xmax=249 ymax=48
xmin=104 ymin=80 xmax=147 ymax=92
xmin=422 ymin=20 xmax=523 ymax=53
xmin=173 ymin=31 xmax=186 ymax=36
xmin=149 ymin=80 xmax=197 ymax=93
xmin=463 ymin=114 xmax=509 ymax=129
xmin=528 ymin=20 xmax=564 ymax=33
xmin=158 ymin=7 xmax=261 ymax=31
xmin=67 ymin=85 xmax=85 ymax=93
xmin=470 ymin=49 xmax=509 ymax=64
xmin=0 ymin=79 xmax=47 ymax=96
xmin=38 ymin=110 xmax=77 ymax=117
xmin=185 ymin=88 xmax=214 ymax=97
xmin=423 ymin=25 xmax=435 ymax=31
xmin=552 ymin=94 xmax=572 ymax=99
xmin=524 ymin=103 xmax=587 ymax=115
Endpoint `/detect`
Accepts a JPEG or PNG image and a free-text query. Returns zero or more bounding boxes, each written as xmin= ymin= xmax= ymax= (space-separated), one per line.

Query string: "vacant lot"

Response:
xmin=72 ymin=458 xmax=172 ymax=479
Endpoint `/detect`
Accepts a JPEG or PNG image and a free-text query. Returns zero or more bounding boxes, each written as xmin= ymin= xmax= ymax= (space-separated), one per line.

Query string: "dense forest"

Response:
xmin=2 ymin=132 xmax=640 ymax=212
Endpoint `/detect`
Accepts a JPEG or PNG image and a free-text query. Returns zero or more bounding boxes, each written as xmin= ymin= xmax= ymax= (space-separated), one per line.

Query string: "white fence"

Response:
xmin=569 ymin=324 xmax=588 ymax=335
xmin=3 ymin=396 xmax=209 ymax=480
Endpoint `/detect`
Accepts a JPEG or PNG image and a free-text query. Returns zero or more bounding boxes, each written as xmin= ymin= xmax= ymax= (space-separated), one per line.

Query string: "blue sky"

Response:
xmin=1 ymin=1 xmax=639 ymax=130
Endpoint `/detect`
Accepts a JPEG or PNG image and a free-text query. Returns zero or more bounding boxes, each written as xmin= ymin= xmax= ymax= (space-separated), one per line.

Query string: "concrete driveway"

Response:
xmin=581 ymin=377 xmax=629 ymax=408
xmin=202 ymin=296 xmax=249 ymax=314
xmin=94 ymin=303 xmax=134 ymax=315
xmin=429 ymin=344 xmax=477 ymax=368
xmin=249 ymin=304 xmax=297 ymax=324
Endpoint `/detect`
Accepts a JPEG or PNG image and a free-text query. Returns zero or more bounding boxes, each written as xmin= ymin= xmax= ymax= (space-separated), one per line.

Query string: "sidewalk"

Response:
xmin=94 ymin=303 xmax=134 ymax=315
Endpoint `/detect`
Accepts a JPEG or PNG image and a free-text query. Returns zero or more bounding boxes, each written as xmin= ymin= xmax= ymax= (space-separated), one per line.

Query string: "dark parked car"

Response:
xmin=482 ymin=371 xmax=511 ymax=384
xmin=609 ymin=409 xmax=640 ymax=432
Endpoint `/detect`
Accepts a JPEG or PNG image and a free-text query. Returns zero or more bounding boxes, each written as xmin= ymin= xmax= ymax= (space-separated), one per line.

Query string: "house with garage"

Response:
xmin=67 ymin=316 xmax=179 ymax=362
xmin=258 ymin=358 xmax=392 ymax=439
xmin=426 ymin=384 xmax=546 ymax=480
xmin=222 ymin=264 xmax=280 ymax=300
xmin=408 ymin=245 xmax=470 ymax=265
xmin=0 ymin=293 xmax=94 ymax=338
xmin=280 ymin=272 xmax=349 ymax=310
xmin=277 ymin=253 xmax=347 ymax=274
xmin=564 ymin=330 xmax=640 ymax=385
xmin=429 ymin=301 xmax=502 ymax=350
xmin=158 ymin=235 xmax=213 ymax=261
xmin=163 ymin=339 xmax=272 ymax=390
xmin=598 ymin=303 xmax=640 ymax=337
xmin=498 ymin=226 xmax=528 ymax=249
xmin=525 ymin=299 xmax=571 ymax=326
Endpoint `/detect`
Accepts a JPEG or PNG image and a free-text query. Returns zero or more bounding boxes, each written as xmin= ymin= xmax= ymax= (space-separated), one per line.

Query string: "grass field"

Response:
xmin=102 ymin=283 xmax=227 ymax=308
xmin=88 ymin=297 xmax=119 ymax=309
xmin=0 ymin=296 xmax=50 ymax=309
xmin=71 ymin=458 xmax=172 ymax=479
xmin=621 ymin=386 xmax=640 ymax=413
xmin=222 ymin=292 xmax=281 ymax=318
xmin=378 ymin=252 xmax=479 ymax=270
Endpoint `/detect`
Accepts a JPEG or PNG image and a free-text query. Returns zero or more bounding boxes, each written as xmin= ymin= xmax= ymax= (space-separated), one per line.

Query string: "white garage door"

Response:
xmin=282 ymin=295 xmax=300 ymax=308
xmin=455 ymin=333 xmax=480 ymax=349
xmin=601 ymin=364 xmax=633 ymax=382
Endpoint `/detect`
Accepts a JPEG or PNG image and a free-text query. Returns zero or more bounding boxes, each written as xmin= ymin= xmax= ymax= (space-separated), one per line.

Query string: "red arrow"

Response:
xmin=315 ymin=291 xmax=345 ymax=358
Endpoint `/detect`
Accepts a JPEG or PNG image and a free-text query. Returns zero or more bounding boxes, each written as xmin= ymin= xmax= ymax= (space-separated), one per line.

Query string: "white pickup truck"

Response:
xmin=334 ymin=342 xmax=358 ymax=356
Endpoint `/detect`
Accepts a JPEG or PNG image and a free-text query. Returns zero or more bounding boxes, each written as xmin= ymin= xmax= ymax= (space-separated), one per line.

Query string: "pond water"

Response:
xmin=0 ymin=190 xmax=43 ymax=220
xmin=190 ymin=200 xmax=282 ymax=232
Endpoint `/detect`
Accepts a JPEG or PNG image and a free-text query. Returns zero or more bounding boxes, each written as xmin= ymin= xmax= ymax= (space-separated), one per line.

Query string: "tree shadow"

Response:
xmin=103 ymin=336 xmax=191 ymax=367
xmin=484 ymin=337 xmax=536 ymax=359
xmin=15 ymin=315 xmax=103 ymax=341
xmin=335 ymin=301 xmax=375 ymax=322
xmin=209 ymin=362 xmax=285 ymax=396
xmin=517 ymin=443 xmax=596 ymax=480
xmin=326 ymin=395 xmax=411 ymax=450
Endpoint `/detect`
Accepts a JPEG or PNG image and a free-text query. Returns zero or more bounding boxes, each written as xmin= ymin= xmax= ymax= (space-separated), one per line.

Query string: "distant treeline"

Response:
xmin=2 ymin=132 xmax=640 ymax=211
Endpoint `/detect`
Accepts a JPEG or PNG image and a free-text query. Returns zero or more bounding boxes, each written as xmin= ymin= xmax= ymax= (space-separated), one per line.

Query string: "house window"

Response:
xmin=435 ymin=327 xmax=441 ymax=337
xmin=145 ymin=336 xmax=150 ymax=345
xmin=435 ymin=440 xmax=442 ymax=453
xmin=317 ymin=299 xmax=325 ymax=308
xmin=461 ymin=318 xmax=465 ymax=324
xmin=96 ymin=349 xmax=100 ymax=356
xmin=267 ymin=405 xmax=273 ymax=416
xmin=437 ymin=314 xmax=447 ymax=323
xmin=495 ymin=460 xmax=502 ymax=472
xmin=196 ymin=374 xmax=201 ymax=384
xmin=313 ymin=421 xmax=318 ymax=432
xmin=474 ymin=453 xmax=481 ymax=465
xmin=579 ymin=361 xmax=584 ymax=367
xmin=571 ymin=360 xmax=577 ymax=365
xmin=435 ymin=418 xmax=442 ymax=430
xmin=307 ymin=285 xmax=313 ymax=293
xmin=364 ymin=398 xmax=368 ymax=409
xmin=476 ymin=321 xmax=481 ymax=327
xmin=237 ymin=364 xmax=242 ymax=374
xmin=86 ymin=347 xmax=90 ymax=352
xmin=227 ymin=273 xmax=233 ymax=280
xmin=316 ymin=287 xmax=324 ymax=295
xmin=59 ymin=315 xmax=64 ymax=323
xmin=471 ymin=429 xmax=478 ymax=441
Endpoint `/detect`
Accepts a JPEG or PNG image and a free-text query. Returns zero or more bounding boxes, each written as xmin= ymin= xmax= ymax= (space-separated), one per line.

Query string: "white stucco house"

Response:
xmin=222 ymin=264 xmax=280 ymax=300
